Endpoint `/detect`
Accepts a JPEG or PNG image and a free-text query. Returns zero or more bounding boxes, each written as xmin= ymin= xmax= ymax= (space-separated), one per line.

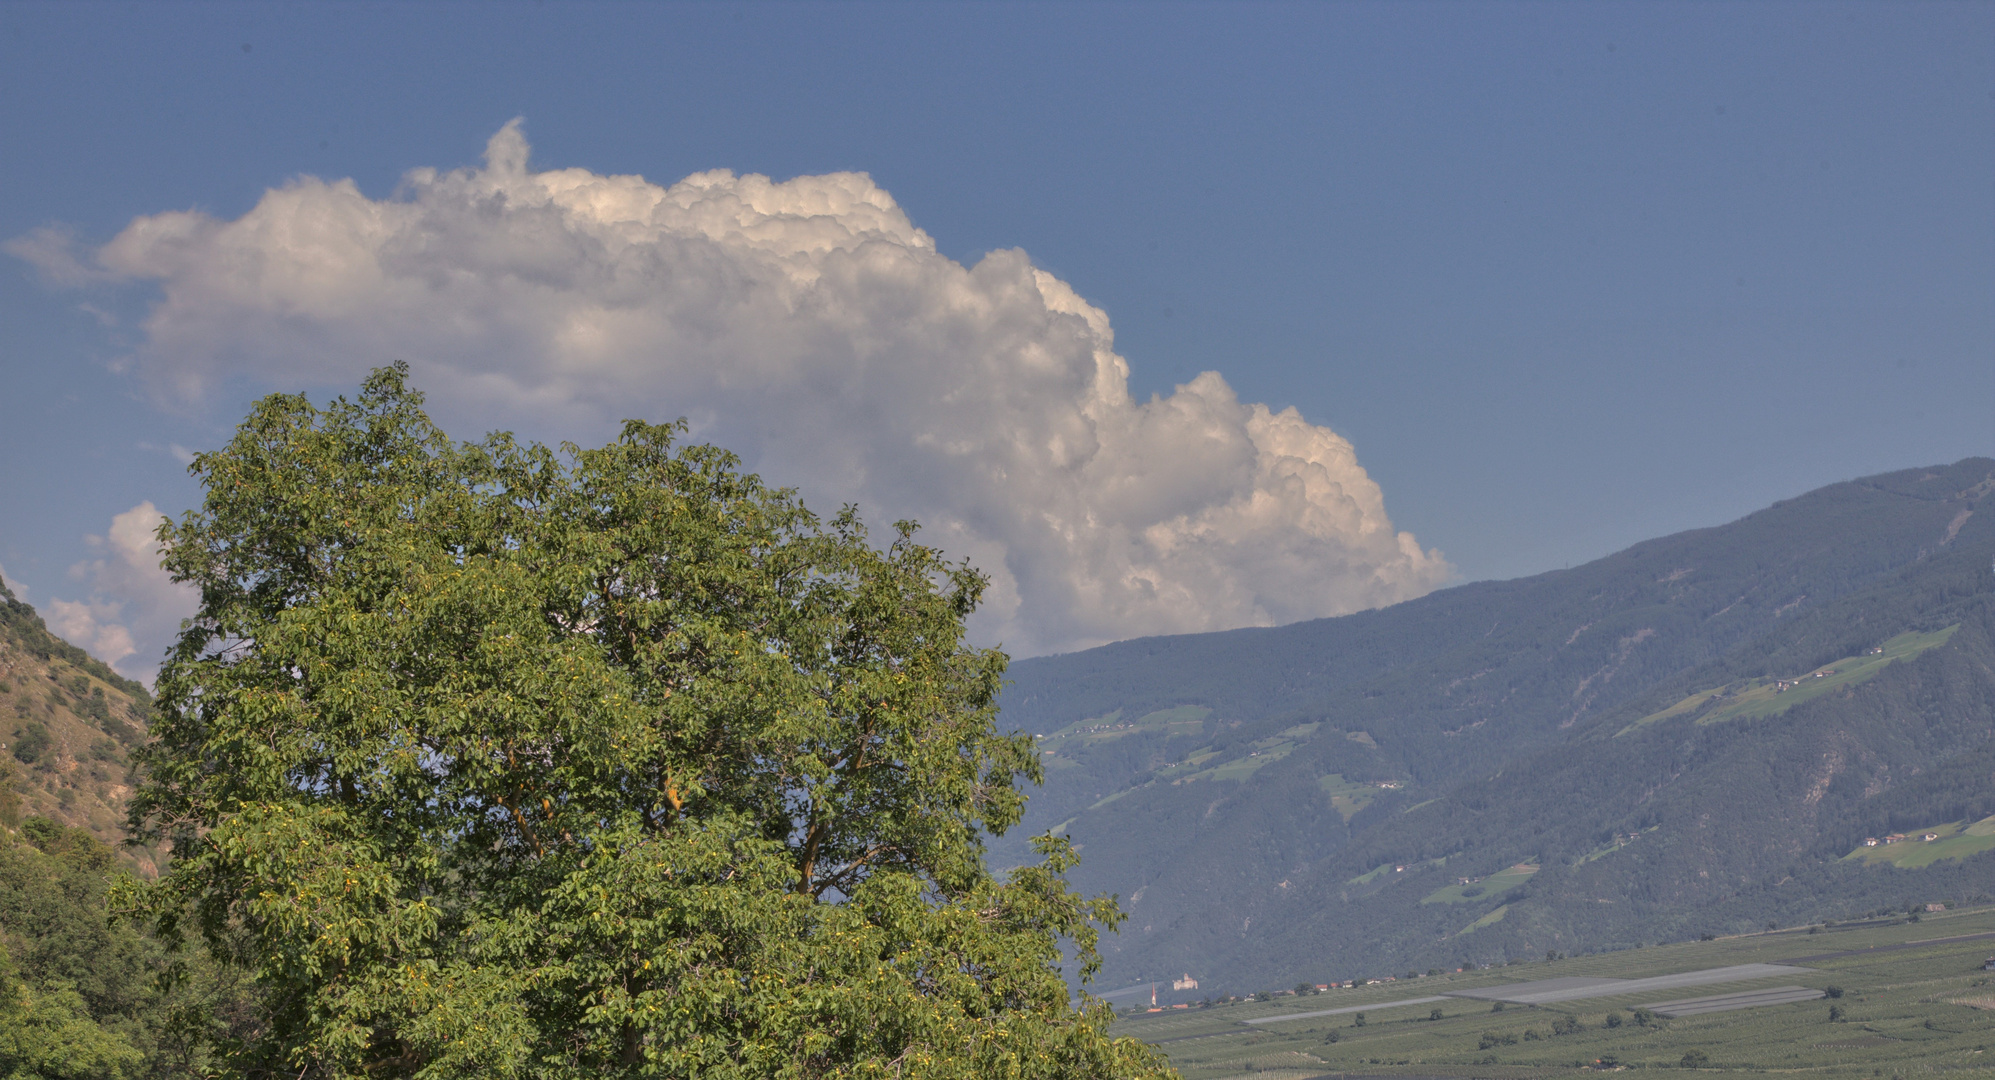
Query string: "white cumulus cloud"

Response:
xmin=38 ymin=122 xmax=1449 ymax=655
xmin=44 ymin=503 xmax=198 ymax=683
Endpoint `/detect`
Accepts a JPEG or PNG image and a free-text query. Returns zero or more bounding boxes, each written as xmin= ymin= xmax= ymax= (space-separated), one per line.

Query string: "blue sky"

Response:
xmin=2 ymin=2 xmax=1990 ymax=679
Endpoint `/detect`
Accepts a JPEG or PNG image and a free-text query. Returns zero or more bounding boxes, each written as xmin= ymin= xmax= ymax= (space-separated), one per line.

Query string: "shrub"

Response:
xmin=1681 ymin=1050 xmax=1710 ymax=1067
xmin=10 ymin=723 xmax=49 ymax=765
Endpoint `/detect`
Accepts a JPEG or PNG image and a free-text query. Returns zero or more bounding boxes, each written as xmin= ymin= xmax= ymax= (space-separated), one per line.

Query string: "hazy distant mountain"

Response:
xmin=0 ymin=580 xmax=160 ymax=874
xmin=994 ymin=458 xmax=1995 ymax=996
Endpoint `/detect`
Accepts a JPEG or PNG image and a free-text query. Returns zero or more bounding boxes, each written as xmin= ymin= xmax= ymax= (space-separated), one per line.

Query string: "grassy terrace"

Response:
xmin=1618 ymin=625 xmax=1960 ymax=737
xmin=1113 ymin=906 xmax=1995 ymax=1077
xmin=1036 ymin=705 xmax=1213 ymax=759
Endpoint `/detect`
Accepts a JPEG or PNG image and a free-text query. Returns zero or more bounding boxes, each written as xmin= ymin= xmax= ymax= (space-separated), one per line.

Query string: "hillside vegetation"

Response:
xmin=0 ymin=580 xmax=157 ymax=871
xmin=0 ymin=816 xmax=233 ymax=1078
xmin=994 ymin=458 xmax=1995 ymax=996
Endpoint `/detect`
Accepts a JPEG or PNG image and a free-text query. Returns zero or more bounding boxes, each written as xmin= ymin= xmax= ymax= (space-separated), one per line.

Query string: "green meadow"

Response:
xmin=1619 ymin=625 xmax=1959 ymax=737
xmin=1115 ymin=905 xmax=1995 ymax=1078
xmin=1423 ymin=862 xmax=1540 ymax=906
xmin=1317 ymin=773 xmax=1381 ymax=821
xmin=1458 ymin=904 xmax=1512 ymax=934
xmin=1157 ymin=723 xmax=1324 ymax=786
xmin=1037 ymin=705 xmax=1213 ymax=755
xmin=1845 ymin=815 xmax=1995 ymax=869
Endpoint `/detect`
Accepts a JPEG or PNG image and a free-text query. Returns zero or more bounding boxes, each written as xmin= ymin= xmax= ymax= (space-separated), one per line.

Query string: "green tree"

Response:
xmin=0 ymin=826 xmax=145 ymax=1080
xmin=0 ymin=951 xmax=144 ymax=1080
xmin=0 ymin=817 xmax=226 ymax=1080
xmin=122 ymin=367 xmax=1170 ymax=1080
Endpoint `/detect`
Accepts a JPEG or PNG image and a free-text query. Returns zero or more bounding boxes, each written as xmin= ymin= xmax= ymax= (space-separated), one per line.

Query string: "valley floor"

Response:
xmin=1116 ymin=905 xmax=1995 ymax=1078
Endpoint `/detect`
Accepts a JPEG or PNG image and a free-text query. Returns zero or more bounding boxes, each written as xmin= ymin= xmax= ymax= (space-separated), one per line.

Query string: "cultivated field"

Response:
xmin=1113 ymin=905 xmax=1995 ymax=1077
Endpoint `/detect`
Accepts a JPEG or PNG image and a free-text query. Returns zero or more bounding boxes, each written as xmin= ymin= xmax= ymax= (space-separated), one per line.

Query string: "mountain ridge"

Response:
xmin=993 ymin=457 xmax=1995 ymax=995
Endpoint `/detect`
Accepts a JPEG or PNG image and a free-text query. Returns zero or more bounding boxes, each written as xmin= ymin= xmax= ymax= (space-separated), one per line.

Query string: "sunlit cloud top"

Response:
xmin=26 ymin=121 xmax=1450 ymax=658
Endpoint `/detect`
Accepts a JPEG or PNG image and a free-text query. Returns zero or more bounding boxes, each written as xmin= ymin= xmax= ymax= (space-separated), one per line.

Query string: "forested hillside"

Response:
xmin=0 ymin=586 xmax=216 ymax=1075
xmin=994 ymin=458 xmax=1995 ymax=996
xmin=0 ymin=817 xmax=232 ymax=1078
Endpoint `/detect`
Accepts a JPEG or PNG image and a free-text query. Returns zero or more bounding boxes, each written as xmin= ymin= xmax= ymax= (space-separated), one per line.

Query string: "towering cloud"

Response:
xmin=47 ymin=123 xmax=1449 ymax=655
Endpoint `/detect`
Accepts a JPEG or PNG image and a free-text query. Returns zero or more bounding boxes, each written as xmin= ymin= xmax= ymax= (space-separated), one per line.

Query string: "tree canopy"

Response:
xmin=124 ymin=366 xmax=1170 ymax=1079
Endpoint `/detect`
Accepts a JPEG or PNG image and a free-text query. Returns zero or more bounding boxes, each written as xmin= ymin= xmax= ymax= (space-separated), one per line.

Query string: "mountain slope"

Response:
xmin=0 ymin=579 xmax=158 ymax=873
xmin=992 ymin=458 xmax=1995 ymax=994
